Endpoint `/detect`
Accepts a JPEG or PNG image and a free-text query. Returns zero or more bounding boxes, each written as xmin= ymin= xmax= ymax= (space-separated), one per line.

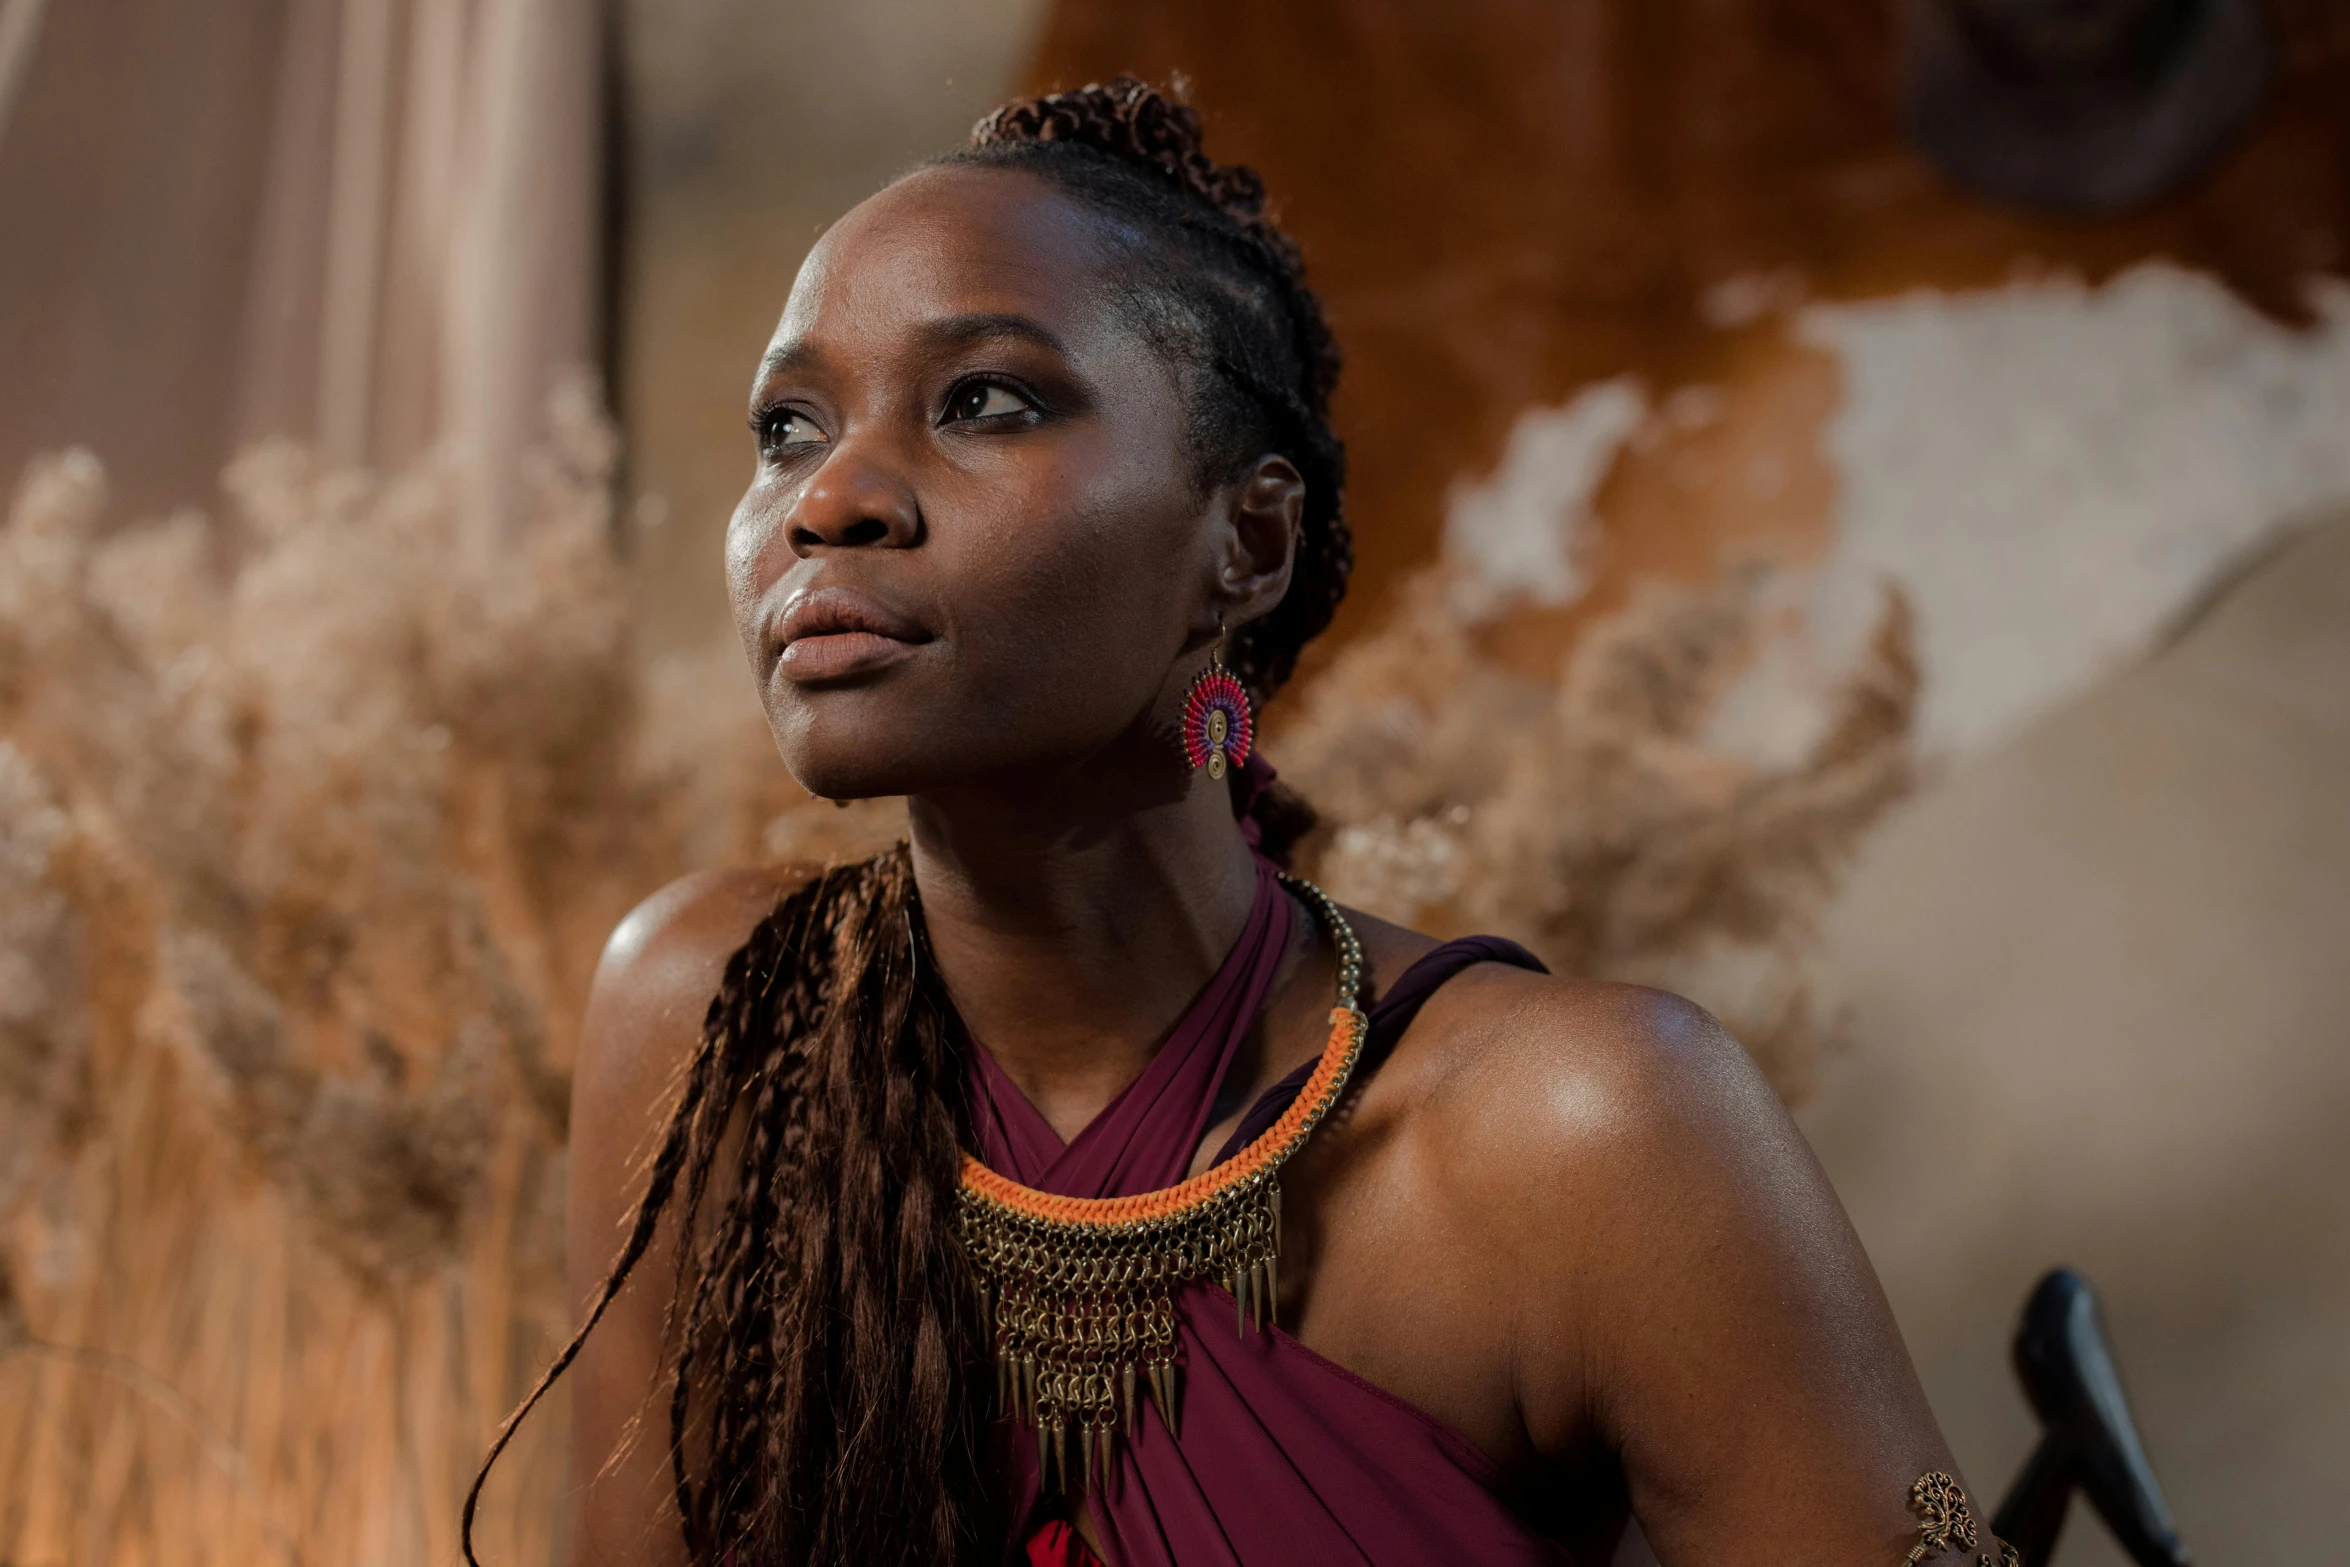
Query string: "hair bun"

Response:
xmin=972 ymin=76 xmax=1270 ymax=230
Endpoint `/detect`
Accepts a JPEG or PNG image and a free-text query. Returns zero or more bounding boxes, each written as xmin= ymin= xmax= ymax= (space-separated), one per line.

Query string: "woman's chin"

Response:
xmin=773 ymin=701 xmax=1163 ymax=806
xmin=779 ymin=754 xmax=916 ymax=804
xmin=776 ymin=731 xmax=977 ymax=804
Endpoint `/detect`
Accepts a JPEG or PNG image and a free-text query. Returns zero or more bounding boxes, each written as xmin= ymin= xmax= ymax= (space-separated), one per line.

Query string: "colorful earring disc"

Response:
xmin=1182 ymin=667 xmax=1253 ymax=781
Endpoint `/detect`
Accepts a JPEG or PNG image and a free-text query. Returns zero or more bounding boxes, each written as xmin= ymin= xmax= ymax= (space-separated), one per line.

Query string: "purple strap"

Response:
xmin=965 ymin=872 xmax=1564 ymax=1566
xmin=1209 ymin=933 xmax=1544 ymax=1166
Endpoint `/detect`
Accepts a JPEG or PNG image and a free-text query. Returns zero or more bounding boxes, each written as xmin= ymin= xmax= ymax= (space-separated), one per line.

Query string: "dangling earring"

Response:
xmin=1181 ymin=621 xmax=1253 ymax=782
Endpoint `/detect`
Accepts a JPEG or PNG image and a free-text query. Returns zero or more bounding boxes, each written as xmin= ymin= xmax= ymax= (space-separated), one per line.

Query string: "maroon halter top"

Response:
xmin=964 ymin=857 xmax=1570 ymax=1567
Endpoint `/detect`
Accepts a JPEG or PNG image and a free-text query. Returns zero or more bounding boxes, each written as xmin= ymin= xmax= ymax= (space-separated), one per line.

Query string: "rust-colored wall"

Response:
xmin=1030 ymin=4 xmax=2350 ymax=670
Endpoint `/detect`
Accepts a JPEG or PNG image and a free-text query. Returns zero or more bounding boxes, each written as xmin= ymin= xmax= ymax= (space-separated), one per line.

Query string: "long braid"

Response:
xmin=465 ymin=852 xmax=998 ymax=1564
xmin=460 ymin=876 xmax=785 ymax=1557
xmin=468 ymin=77 xmax=1349 ymax=1567
xmin=656 ymin=851 xmax=991 ymax=1561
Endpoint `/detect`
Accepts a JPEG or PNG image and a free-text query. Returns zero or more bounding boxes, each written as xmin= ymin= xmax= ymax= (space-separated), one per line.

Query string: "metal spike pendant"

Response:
xmin=1156 ymin=1359 xmax=1182 ymax=1439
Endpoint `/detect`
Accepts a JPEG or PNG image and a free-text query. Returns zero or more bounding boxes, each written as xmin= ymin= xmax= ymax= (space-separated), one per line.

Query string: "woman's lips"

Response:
xmin=777 ymin=628 xmax=921 ymax=680
xmin=773 ymin=588 xmax=929 ymax=682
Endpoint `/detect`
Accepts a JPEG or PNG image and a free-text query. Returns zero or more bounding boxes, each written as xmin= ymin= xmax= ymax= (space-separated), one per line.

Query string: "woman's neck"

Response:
xmin=905 ymin=765 xmax=1260 ymax=1141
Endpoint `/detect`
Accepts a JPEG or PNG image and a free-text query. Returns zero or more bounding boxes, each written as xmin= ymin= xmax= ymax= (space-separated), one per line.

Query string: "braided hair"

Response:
xmin=465 ymin=78 xmax=1350 ymax=1567
xmin=954 ymin=77 xmax=1352 ymax=706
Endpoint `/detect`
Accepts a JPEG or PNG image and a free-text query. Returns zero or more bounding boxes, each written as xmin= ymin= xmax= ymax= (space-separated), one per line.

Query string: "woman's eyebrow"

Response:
xmin=755 ymin=337 xmax=824 ymax=385
xmin=752 ymin=313 xmax=1068 ymax=394
xmin=913 ymin=312 xmax=1068 ymax=359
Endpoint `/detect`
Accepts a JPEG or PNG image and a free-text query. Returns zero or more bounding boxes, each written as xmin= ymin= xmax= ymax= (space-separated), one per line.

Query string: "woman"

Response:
xmin=469 ymin=79 xmax=2003 ymax=1567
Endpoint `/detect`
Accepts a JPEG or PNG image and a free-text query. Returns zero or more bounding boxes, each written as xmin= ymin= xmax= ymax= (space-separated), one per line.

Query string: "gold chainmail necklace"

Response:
xmin=957 ymin=873 xmax=1364 ymax=1494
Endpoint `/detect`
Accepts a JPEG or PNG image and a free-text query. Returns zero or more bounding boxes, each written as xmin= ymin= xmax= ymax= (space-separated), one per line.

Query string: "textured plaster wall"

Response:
xmin=1449 ymin=264 xmax=2350 ymax=767
xmin=1800 ymin=512 xmax=2350 ymax=1564
xmin=1803 ymin=265 xmax=2350 ymax=756
xmin=1437 ymin=256 xmax=2350 ymax=1564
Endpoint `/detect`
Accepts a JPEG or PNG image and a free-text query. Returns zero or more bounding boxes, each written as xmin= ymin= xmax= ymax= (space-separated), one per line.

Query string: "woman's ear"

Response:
xmin=1213 ymin=454 xmax=1305 ymax=627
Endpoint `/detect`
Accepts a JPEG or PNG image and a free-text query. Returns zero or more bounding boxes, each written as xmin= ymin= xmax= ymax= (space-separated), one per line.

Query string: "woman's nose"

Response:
xmin=785 ymin=448 xmax=920 ymax=555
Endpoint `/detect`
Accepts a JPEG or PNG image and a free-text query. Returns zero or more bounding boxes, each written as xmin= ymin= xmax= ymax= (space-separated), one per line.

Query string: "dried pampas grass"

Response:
xmin=0 ymin=387 xmax=1914 ymax=1562
xmin=1282 ymin=566 xmax=1919 ymax=1100
xmin=0 ymin=385 xmax=863 ymax=1567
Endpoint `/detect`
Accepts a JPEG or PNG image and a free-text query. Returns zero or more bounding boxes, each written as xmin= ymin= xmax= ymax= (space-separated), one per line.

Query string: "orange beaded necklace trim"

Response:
xmin=957 ymin=873 xmax=1364 ymax=1494
xmin=957 ymin=1007 xmax=1360 ymax=1227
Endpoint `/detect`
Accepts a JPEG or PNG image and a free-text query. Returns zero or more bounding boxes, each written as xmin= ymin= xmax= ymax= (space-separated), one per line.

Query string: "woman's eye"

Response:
xmin=945 ymin=381 xmax=1033 ymax=423
xmin=761 ymin=409 xmax=827 ymax=451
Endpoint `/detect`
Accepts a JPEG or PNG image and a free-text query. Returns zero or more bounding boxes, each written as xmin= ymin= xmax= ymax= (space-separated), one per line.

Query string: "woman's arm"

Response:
xmin=1471 ymin=982 xmax=1986 ymax=1565
xmin=564 ymin=868 xmax=797 ymax=1567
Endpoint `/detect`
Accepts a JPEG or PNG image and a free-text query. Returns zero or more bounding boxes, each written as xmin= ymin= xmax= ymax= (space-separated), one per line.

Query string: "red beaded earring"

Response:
xmin=1182 ymin=623 xmax=1253 ymax=782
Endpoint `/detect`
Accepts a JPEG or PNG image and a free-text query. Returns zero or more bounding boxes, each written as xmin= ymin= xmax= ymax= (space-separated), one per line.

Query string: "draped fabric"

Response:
xmin=0 ymin=0 xmax=601 ymax=523
xmin=965 ymin=859 xmax=1570 ymax=1567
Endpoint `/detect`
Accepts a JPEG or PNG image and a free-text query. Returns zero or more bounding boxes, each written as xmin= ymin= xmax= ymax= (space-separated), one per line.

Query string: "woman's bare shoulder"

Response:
xmin=1380 ymin=957 xmax=1954 ymax=1549
xmin=1393 ymin=959 xmax=1778 ymax=1171
xmin=1316 ymin=905 xmax=1775 ymax=1183
xmin=1372 ymin=958 xmax=1833 ymax=1306
xmin=571 ymin=864 xmax=812 ymax=1152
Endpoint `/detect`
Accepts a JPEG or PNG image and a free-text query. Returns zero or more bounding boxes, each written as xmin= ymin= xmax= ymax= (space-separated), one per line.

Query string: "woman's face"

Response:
xmin=727 ymin=164 xmax=1296 ymax=804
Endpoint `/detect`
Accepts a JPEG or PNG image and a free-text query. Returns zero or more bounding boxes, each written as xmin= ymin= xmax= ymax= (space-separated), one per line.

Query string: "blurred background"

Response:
xmin=4 ymin=1 xmax=2348 ymax=1563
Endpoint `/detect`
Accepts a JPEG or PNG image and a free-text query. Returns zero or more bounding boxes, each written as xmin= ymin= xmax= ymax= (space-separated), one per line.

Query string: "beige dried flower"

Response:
xmin=1281 ymin=565 xmax=1918 ymax=1098
xmin=0 ymin=391 xmax=673 ymax=1566
xmin=0 ymin=740 xmax=85 ymax=1217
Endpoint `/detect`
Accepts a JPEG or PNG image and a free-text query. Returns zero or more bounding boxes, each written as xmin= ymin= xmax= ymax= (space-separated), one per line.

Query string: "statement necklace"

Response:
xmin=957 ymin=874 xmax=1365 ymax=1494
